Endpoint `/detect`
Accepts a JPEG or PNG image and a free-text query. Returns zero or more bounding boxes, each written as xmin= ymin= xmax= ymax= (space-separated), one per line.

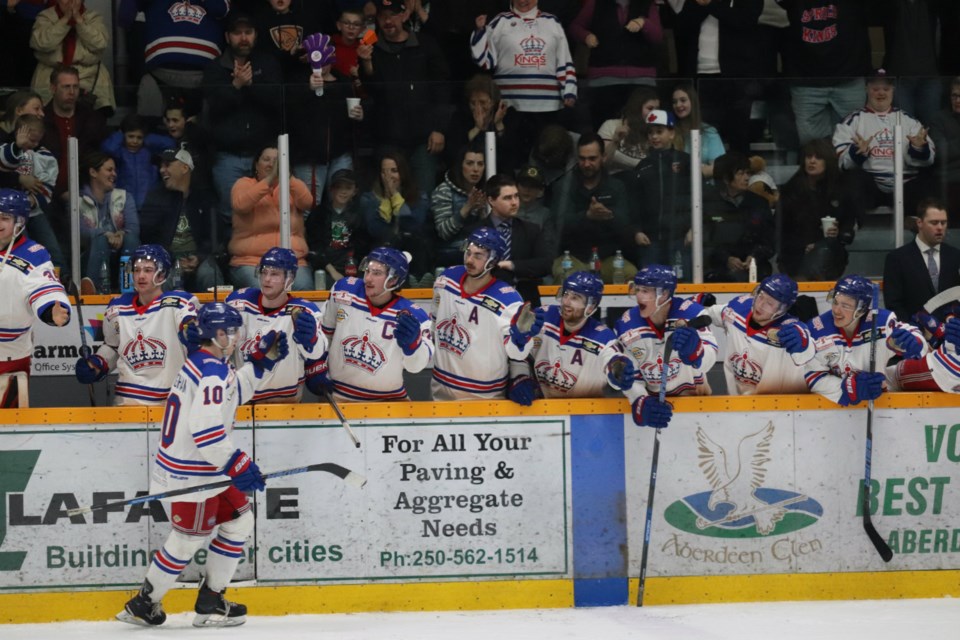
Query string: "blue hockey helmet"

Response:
xmin=633 ymin=264 xmax=677 ymax=294
xmin=559 ymin=271 xmax=604 ymax=313
xmin=0 ymin=189 xmax=31 ymax=238
xmin=754 ymin=273 xmax=798 ymax=319
xmin=131 ymin=244 xmax=173 ymax=282
xmin=829 ymin=274 xmax=874 ymax=316
xmin=257 ymin=246 xmax=298 ymax=289
xmin=195 ymin=302 xmax=243 ymax=341
xmin=361 ymin=246 xmax=410 ymax=291
xmin=463 ymin=227 xmax=507 ymax=272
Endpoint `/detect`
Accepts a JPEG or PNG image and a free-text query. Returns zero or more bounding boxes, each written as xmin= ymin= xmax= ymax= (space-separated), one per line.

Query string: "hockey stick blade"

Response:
xmin=66 ymin=463 xmax=366 ymax=516
xmin=923 ymin=286 xmax=960 ymax=314
xmin=863 ymin=506 xmax=894 ymax=562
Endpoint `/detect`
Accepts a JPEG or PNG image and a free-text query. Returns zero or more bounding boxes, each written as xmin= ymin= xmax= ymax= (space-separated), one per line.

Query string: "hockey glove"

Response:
xmin=224 ymin=449 xmax=265 ymax=492
xmin=507 ymin=375 xmax=538 ymax=406
xmin=304 ymin=358 xmax=334 ymax=396
xmin=945 ymin=317 xmax=960 ymax=351
xmin=509 ymin=303 xmax=544 ymax=350
xmin=672 ymin=326 xmax=704 ymax=367
xmin=178 ymin=320 xmax=202 ymax=354
xmin=912 ymin=311 xmax=945 ymax=349
xmin=75 ymin=354 xmax=108 ymax=384
xmin=394 ymin=310 xmax=422 ymax=356
xmin=778 ymin=323 xmax=808 ymax=355
xmin=889 ymin=327 xmax=924 ymax=359
xmin=606 ymin=355 xmax=636 ymax=391
xmin=838 ymin=371 xmax=885 ymax=406
xmin=292 ymin=308 xmax=318 ymax=348
xmin=690 ymin=292 xmax=716 ymax=307
xmin=249 ymin=330 xmax=289 ymax=375
xmin=632 ymin=396 xmax=673 ymax=429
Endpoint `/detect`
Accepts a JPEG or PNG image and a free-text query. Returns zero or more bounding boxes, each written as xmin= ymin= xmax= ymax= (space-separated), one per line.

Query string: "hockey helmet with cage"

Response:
xmin=754 ymin=273 xmax=798 ymax=319
xmin=131 ymin=244 xmax=173 ymax=280
xmin=463 ymin=227 xmax=507 ymax=270
xmin=257 ymin=247 xmax=298 ymax=289
xmin=829 ymin=274 xmax=874 ymax=317
xmin=195 ymin=302 xmax=243 ymax=341
xmin=633 ymin=264 xmax=677 ymax=294
xmin=361 ymin=246 xmax=410 ymax=290
xmin=559 ymin=271 xmax=604 ymax=313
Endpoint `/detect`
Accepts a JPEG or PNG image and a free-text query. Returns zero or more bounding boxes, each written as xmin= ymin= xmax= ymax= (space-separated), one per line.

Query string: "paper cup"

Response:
xmin=346 ymin=97 xmax=360 ymax=116
xmin=821 ymin=216 xmax=837 ymax=236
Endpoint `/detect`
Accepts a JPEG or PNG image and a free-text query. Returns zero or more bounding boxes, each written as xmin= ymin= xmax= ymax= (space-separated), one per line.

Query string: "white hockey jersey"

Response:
xmin=431 ymin=265 xmax=529 ymax=400
xmin=0 ymin=236 xmax=70 ymax=362
xmin=615 ymin=297 xmax=718 ymax=404
xmin=918 ymin=341 xmax=960 ymax=393
xmin=320 ymin=276 xmax=433 ymax=402
xmin=804 ymin=308 xmax=926 ymax=403
xmin=98 ymin=291 xmax=198 ymax=405
xmin=150 ymin=349 xmax=261 ymax=502
xmin=227 ymin=287 xmax=326 ymax=403
xmin=510 ymin=305 xmax=622 ymax=398
xmin=706 ymin=295 xmax=815 ymax=395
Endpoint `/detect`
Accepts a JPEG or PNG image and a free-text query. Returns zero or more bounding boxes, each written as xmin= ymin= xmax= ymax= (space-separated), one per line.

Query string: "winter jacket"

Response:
xmin=101 ymin=131 xmax=175 ymax=208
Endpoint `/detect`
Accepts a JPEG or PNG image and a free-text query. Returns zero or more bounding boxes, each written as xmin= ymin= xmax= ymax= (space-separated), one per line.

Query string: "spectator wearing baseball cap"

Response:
xmin=516 ymin=165 xmax=552 ymax=234
xmin=306 ymin=168 xmax=371 ymax=285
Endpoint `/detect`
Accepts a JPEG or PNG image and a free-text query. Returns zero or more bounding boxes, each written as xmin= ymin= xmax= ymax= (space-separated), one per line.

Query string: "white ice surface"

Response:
xmin=2 ymin=598 xmax=958 ymax=640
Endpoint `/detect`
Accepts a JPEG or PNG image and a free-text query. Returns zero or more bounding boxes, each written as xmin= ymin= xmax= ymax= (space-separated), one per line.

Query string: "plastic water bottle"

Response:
xmin=673 ymin=250 xmax=684 ymax=280
xmin=344 ymin=251 xmax=358 ymax=278
xmin=119 ymin=251 xmax=133 ymax=293
xmin=560 ymin=250 xmax=573 ymax=279
xmin=612 ymin=250 xmax=626 ymax=284
xmin=98 ymin=258 xmax=111 ymax=294
xmin=170 ymin=258 xmax=184 ymax=290
xmin=590 ymin=246 xmax=601 ymax=275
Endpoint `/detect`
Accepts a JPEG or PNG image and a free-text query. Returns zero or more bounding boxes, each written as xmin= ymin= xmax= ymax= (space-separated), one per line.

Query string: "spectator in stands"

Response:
xmin=202 ymin=12 xmax=282 ymax=231
xmin=229 ymin=145 xmax=314 ymax=290
xmin=100 ymin=113 xmax=174 ymax=209
xmin=445 ymin=74 xmax=522 ymax=176
xmin=30 ymin=0 xmax=114 ymax=115
xmin=432 ymin=142 xmax=487 ymax=269
xmin=554 ymin=133 xmax=636 ymax=284
xmin=778 ymin=138 xmax=854 ymax=281
xmin=365 ymin=0 xmax=451 ymax=200
xmin=777 ymin=0 xmax=871 ymax=145
xmin=671 ymin=83 xmax=725 ymax=178
xmin=833 ymin=71 xmax=936 ymax=227
xmin=515 ymin=164 xmax=555 ymax=246
xmin=878 ymin=0 xmax=943 ymax=127
xmin=883 ymin=198 xmax=960 ymax=325
xmin=162 ymin=100 xmax=213 ymax=190
xmin=331 ymin=6 xmax=372 ymax=93
xmin=929 ymin=76 xmax=960 ymax=207
xmin=0 ymin=91 xmax=46 ymax=192
xmin=78 ymin=151 xmax=140 ymax=290
xmin=528 ymin=123 xmax=578 ymax=213
xmin=139 ymin=146 xmax=222 ymax=292
xmin=306 ymin=168 xmax=371 ymax=286
xmin=569 ymin=0 xmax=663 ymax=130
xmin=597 ymin=85 xmax=660 ymax=177
xmin=251 ymin=0 xmax=322 ymax=81
xmin=132 ymin=0 xmax=229 ymax=119
xmin=702 ymin=151 xmax=775 ymax=282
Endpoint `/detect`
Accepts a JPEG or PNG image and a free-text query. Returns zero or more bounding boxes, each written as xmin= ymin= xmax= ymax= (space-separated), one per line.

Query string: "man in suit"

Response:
xmin=485 ymin=173 xmax=553 ymax=307
xmin=883 ymin=197 xmax=960 ymax=324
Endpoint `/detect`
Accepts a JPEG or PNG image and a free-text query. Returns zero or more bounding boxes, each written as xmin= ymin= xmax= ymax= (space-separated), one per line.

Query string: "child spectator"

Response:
xmin=163 ymin=101 xmax=212 ymax=189
xmin=101 ymin=113 xmax=174 ymax=209
xmin=332 ymin=6 xmax=372 ymax=95
xmin=305 ymin=169 xmax=371 ymax=285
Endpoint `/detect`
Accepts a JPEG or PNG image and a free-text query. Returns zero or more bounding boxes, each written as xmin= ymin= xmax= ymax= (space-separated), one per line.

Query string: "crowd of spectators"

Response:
xmin=3 ymin=0 xmax=960 ymax=299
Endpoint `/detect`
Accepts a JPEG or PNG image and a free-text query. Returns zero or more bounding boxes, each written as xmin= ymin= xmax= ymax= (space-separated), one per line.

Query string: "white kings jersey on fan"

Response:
xmin=99 ymin=291 xmax=198 ymax=404
xmin=705 ymin=295 xmax=815 ymax=395
xmin=151 ymin=349 xmax=261 ymax=502
xmin=320 ymin=276 xmax=433 ymax=401
xmin=510 ymin=305 xmax=622 ymax=398
xmin=615 ymin=297 xmax=718 ymax=404
xmin=0 ymin=237 xmax=70 ymax=361
xmin=804 ymin=308 xmax=926 ymax=403
xmin=226 ymin=288 xmax=326 ymax=403
xmin=431 ymin=265 xmax=530 ymax=400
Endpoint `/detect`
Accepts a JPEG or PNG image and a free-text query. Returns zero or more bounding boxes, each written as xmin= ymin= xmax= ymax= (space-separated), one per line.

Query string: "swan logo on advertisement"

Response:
xmin=664 ymin=422 xmax=823 ymax=538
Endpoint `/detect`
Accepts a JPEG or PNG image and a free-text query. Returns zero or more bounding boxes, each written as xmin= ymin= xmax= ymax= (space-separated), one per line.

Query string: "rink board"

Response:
xmin=1 ymin=395 xmax=960 ymax=621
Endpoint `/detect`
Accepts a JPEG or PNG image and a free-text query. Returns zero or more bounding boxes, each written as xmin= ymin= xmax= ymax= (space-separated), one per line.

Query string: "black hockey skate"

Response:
xmin=116 ymin=579 xmax=167 ymax=626
xmin=193 ymin=578 xmax=247 ymax=627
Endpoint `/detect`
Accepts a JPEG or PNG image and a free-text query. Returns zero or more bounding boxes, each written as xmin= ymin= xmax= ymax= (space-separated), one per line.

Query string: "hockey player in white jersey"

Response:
xmin=804 ymin=274 xmax=926 ymax=405
xmin=701 ymin=274 xmax=816 ymax=395
xmin=312 ymin=247 xmax=433 ymax=402
xmin=509 ymin=271 xmax=633 ymax=402
xmin=887 ymin=300 xmax=960 ymax=393
xmin=226 ymin=247 xmax=325 ymax=403
xmin=74 ymin=244 xmax=199 ymax=405
xmin=117 ymin=302 xmax=288 ymax=628
xmin=616 ymin=264 xmax=717 ymax=428
xmin=432 ymin=227 xmax=542 ymax=401
xmin=0 ymin=188 xmax=70 ymax=407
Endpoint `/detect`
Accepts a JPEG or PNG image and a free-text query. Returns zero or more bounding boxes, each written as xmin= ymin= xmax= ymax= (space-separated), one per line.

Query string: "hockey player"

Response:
xmin=74 ymin=244 xmax=199 ymax=405
xmin=0 ymin=188 xmax=70 ymax=407
xmin=312 ymin=247 xmax=433 ymax=402
xmin=616 ymin=264 xmax=717 ymax=428
xmin=226 ymin=247 xmax=325 ymax=403
xmin=804 ymin=274 xmax=926 ymax=405
xmin=432 ymin=227 xmax=542 ymax=401
xmin=701 ymin=274 xmax=816 ymax=395
xmin=118 ymin=302 xmax=287 ymax=628
xmin=509 ymin=271 xmax=633 ymax=402
xmin=888 ymin=302 xmax=960 ymax=393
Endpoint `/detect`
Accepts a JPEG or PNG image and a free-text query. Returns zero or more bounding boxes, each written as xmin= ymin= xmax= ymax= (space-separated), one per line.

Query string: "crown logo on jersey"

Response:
xmin=728 ymin=351 xmax=762 ymax=387
xmin=122 ymin=330 xmax=167 ymax=371
xmin=520 ymin=34 xmax=545 ymax=55
xmin=435 ymin=315 xmax=471 ymax=357
xmin=638 ymin=352 xmax=679 ymax=386
xmin=535 ymin=359 xmax=578 ymax=392
xmin=168 ymin=1 xmax=207 ymax=24
xmin=341 ymin=332 xmax=387 ymax=373
xmin=515 ymin=35 xmax=547 ymax=69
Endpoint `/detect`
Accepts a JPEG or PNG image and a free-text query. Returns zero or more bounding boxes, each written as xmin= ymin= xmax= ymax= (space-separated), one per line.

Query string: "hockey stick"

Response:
xmin=324 ymin=389 xmax=361 ymax=448
xmin=862 ymin=284 xmax=894 ymax=562
xmin=71 ymin=281 xmax=96 ymax=407
xmin=923 ymin=285 xmax=960 ymax=314
xmin=66 ymin=463 xmax=366 ymax=516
